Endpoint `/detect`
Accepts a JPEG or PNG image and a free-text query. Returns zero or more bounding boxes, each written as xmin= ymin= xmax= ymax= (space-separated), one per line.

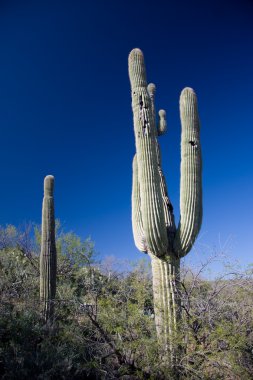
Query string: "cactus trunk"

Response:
xmin=40 ymin=175 xmax=57 ymax=322
xmin=128 ymin=48 xmax=202 ymax=359
xmin=150 ymin=255 xmax=180 ymax=349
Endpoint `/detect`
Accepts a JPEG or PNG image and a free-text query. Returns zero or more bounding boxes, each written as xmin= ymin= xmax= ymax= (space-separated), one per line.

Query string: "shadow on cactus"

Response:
xmin=128 ymin=48 xmax=202 ymax=358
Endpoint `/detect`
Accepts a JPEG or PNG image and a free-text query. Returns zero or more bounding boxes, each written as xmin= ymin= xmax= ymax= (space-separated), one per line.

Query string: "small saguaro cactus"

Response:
xmin=128 ymin=48 xmax=202 ymax=352
xmin=40 ymin=175 xmax=57 ymax=322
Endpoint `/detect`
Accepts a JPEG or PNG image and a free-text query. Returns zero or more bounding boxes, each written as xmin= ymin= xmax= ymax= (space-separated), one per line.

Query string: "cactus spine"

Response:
xmin=129 ymin=49 xmax=202 ymax=352
xmin=40 ymin=175 xmax=57 ymax=322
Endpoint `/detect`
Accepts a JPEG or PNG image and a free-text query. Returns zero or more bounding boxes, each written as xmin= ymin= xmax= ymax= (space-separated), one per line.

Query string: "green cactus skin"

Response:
xmin=40 ymin=175 xmax=57 ymax=322
xmin=129 ymin=48 xmax=202 ymax=352
xmin=174 ymin=88 xmax=202 ymax=256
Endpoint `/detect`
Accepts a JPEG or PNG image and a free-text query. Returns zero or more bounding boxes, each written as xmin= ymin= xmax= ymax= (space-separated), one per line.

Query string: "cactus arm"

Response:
xmin=154 ymin=140 xmax=176 ymax=248
xmin=129 ymin=48 xmax=168 ymax=256
xmin=40 ymin=175 xmax=57 ymax=321
xmin=158 ymin=109 xmax=167 ymax=136
xmin=147 ymin=82 xmax=175 ymax=246
xmin=147 ymin=82 xmax=167 ymax=136
xmin=173 ymin=88 xmax=202 ymax=257
xmin=132 ymin=154 xmax=147 ymax=252
xmin=147 ymin=82 xmax=156 ymax=126
xmin=157 ymin=164 xmax=176 ymax=249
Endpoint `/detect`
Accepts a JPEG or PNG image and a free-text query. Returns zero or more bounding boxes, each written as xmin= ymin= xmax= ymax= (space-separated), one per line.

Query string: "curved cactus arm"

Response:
xmin=173 ymin=88 xmax=202 ymax=257
xmin=40 ymin=175 xmax=57 ymax=321
xmin=129 ymin=48 xmax=168 ymax=257
xmin=132 ymin=155 xmax=147 ymax=252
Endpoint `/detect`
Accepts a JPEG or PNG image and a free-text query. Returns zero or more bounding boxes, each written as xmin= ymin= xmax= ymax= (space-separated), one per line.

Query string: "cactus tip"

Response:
xmin=147 ymin=83 xmax=156 ymax=96
xmin=128 ymin=48 xmax=147 ymax=87
xmin=180 ymin=87 xmax=197 ymax=107
xmin=44 ymin=175 xmax=54 ymax=195
xmin=129 ymin=47 xmax=143 ymax=55
xmin=158 ymin=109 xmax=166 ymax=118
xmin=182 ymin=86 xmax=194 ymax=92
xmin=181 ymin=87 xmax=196 ymax=96
xmin=128 ymin=48 xmax=144 ymax=62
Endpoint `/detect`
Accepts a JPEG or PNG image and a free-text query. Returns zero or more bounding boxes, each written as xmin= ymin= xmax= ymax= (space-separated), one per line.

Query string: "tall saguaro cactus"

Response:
xmin=40 ymin=175 xmax=57 ymax=322
xmin=129 ymin=49 xmax=202 ymax=351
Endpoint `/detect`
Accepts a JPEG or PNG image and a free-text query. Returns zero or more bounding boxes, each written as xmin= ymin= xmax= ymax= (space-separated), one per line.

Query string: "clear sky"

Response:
xmin=0 ymin=0 xmax=252 ymax=272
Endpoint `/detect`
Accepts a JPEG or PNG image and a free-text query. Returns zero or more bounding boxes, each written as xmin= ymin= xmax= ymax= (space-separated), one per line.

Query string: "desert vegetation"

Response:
xmin=0 ymin=223 xmax=252 ymax=379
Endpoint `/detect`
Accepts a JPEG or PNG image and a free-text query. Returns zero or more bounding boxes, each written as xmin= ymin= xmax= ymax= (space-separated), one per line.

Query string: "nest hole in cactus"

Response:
xmin=189 ymin=140 xmax=197 ymax=148
xmin=139 ymin=95 xmax=143 ymax=109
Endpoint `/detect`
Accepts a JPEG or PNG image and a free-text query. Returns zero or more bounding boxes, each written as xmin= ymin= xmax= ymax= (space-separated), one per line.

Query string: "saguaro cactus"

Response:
xmin=129 ymin=49 xmax=202 ymax=351
xmin=40 ymin=175 xmax=57 ymax=322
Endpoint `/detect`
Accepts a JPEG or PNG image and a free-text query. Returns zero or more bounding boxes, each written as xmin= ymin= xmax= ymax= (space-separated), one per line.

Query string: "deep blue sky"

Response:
xmin=0 ymin=0 xmax=252 ymax=271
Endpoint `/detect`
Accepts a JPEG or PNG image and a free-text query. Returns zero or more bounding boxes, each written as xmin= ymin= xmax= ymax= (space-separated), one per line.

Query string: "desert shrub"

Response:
xmin=0 ymin=224 xmax=252 ymax=379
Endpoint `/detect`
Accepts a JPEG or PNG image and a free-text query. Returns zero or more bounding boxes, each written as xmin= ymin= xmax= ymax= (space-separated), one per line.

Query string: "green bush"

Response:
xmin=0 ymin=224 xmax=252 ymax=379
